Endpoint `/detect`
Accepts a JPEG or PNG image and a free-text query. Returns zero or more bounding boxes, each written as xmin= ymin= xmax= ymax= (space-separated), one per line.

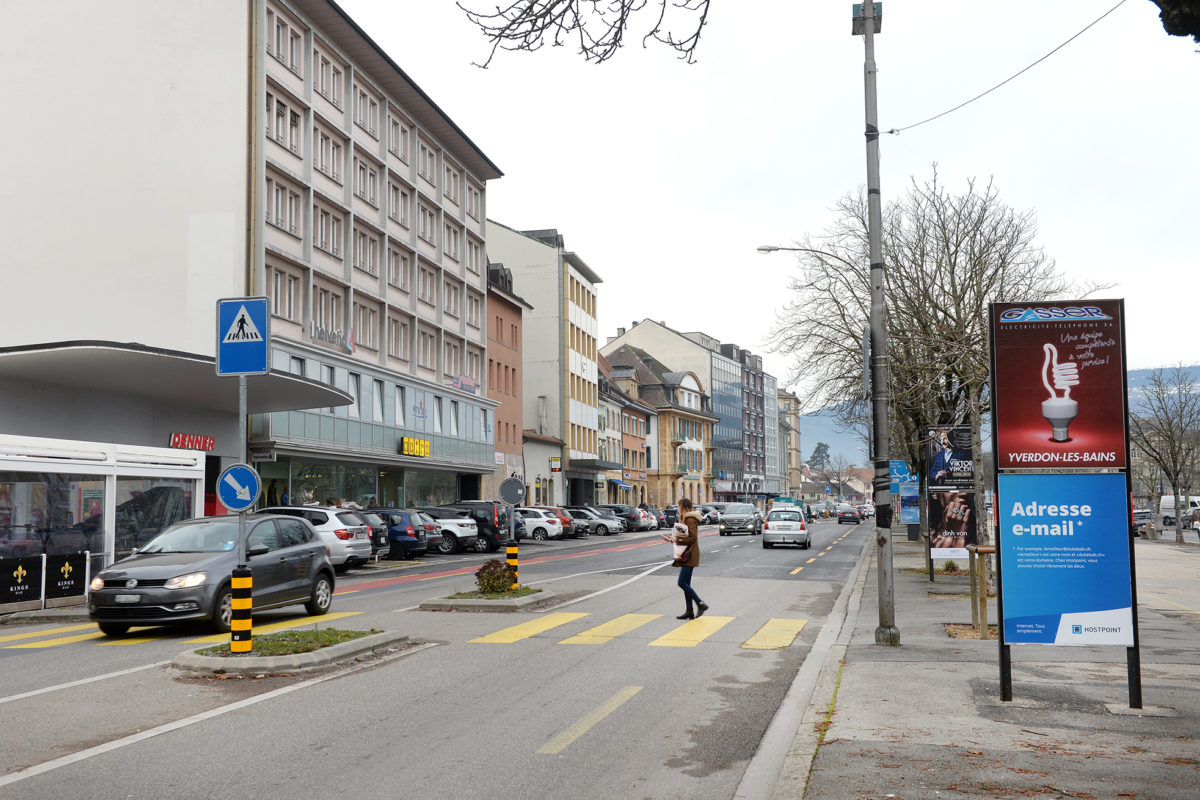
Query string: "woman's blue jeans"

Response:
xmin=677 ymin=565 xmax=703 ymax=611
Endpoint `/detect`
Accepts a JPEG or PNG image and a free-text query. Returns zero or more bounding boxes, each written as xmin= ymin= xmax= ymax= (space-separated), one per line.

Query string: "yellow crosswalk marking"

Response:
xmin=470 ymin=612 xmax=588 ymax=643
xmin=559 ymin=614 xmax=660 ymax=645
xmin=742 ymin=618 xmax=808 ymax=650
xmin=95 ymin=631 xmax=164 ymax=646
xmin=7 ymin=631 xmax=107 ymax=649
xmin=648 ymin=616 xmax=733 ymax=647
xmin=183 ymin=611 xmax=363 ymax=644
xmin=0 ymin=624 xmax=95 ymax=643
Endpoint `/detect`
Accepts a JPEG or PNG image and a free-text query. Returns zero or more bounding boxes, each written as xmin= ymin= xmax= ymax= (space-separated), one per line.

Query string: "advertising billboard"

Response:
xmin=928 ymin=490 xmax=977 ymax=557
xmin=927 ymin=425 xmax=974 ymax=490
xmin=997 ymin=473 xmax=1133 ymax=645
xmin=991 ymin=300 xmax=1126 ymax=470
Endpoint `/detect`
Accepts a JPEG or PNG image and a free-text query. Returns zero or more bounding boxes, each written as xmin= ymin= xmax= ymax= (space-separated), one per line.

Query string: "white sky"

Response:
xmin=338 ymin=0 xmax=1198 ymax=387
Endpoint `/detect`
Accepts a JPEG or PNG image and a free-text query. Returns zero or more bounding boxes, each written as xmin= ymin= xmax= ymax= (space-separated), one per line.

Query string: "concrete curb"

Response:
xmin=172 ymin=630 xmax=410 ymax=676
xmin=418 ymin=588 xmax=555 ymax=612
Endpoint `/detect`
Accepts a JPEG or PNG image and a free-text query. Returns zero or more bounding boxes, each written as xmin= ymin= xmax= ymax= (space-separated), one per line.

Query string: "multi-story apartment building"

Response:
xmin=484 ymin=264 xmax=532 ymax=499
xmin=604 ymin=320 xmax=780 ymax=504
xmin=596 ymin=356 xmax=634 ymax=504
xmin=608 ymin=362 xmax=657 ymax=507
xmin=486 ymin=224 xmax=603 ymax=505
xmin=778 ymin=389 xmax=804 ymax=498
xmin=0 ymin=0 xmax=502 ymax=569
xmin=605 ymin=345 xmax=718 ymax=507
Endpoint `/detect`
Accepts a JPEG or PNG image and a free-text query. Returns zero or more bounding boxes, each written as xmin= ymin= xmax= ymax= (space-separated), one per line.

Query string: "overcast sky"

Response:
xmin=338 ymin=0 xmax=1198 ymax=389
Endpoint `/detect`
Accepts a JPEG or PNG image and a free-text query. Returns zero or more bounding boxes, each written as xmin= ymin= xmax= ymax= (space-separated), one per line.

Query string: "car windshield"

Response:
xmin=770 ymin=511 xmax=802 ymax=522
xmin=360 ymin=512 xmax=384 ymax=526
xmin=726 ymin=504 xmax=755 ymax=514
xmin=139 ymin=521 xmax=238 ymax=553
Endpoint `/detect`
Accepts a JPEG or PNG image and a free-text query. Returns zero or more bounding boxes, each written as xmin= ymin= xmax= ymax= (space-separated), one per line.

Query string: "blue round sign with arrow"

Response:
xmin=217 ymin=463 xmax=262 ymax=513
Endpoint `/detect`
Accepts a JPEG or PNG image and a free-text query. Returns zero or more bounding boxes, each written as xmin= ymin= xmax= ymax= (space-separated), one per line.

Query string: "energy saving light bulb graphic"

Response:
xmin=1041 ymin=343 xmax=1079 ymax=442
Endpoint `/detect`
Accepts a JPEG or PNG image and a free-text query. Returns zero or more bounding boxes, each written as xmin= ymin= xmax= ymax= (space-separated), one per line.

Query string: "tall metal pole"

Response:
xmin=857 ymin=2 xmax=899 ymax=645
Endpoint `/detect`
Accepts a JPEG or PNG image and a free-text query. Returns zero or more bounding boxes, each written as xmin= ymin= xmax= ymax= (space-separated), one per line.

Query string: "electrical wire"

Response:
xmin=887 ymin=0 xmax=1129 ymax=135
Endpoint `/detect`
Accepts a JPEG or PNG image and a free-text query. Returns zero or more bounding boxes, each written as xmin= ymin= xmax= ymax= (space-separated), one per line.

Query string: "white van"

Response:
xmin=1159 ymin=495 xmax=1200 ymax=526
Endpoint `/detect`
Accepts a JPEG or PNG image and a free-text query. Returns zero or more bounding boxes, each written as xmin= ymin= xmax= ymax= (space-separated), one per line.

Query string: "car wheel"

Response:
xmin=762 ymin=541 xmax=772 ymax=549
xmin=474 ymin=536 xmax=490 ymax=552
xmin=305 ymin=574 xmax=333 ymax=616
xmin=334 ymin=561 xmax=349 ymax=573
xmin=532 ymin=527 xmax=548 ymax=541
xmin=98 ymin=622 xmax=129 ymax=637
xmin=388 ymin=544 xmax=408 ymax=560
xmin=438 ymin=534 xmax=458 ymax=554
xmin=209 ymin=586 xmax=233 ymax=633
xmin=596 ymin=524 xmax=608 ymax=536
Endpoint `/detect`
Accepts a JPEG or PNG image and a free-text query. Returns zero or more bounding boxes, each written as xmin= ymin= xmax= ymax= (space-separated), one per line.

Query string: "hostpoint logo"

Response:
xmin=1072 ymin=624 xmax=1083 ymax=635
xmin=999 ymin=306 xmax=1111 ymax=323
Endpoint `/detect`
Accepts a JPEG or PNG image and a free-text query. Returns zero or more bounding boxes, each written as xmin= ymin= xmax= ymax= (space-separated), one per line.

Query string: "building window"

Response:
xmin=354 ymin=302 xmax=377 ymax=350
xmin=355 ymin=159 xmax=378 ymax=205
xmin=449 ymin=400 xmax=460 ymax=436
xmin=418 ymin=142 xmax=436 ymax=182
xmin=266 ymin=176 xmax=299 ymax=235
xmin=466 ymin=185 xmax=481 ymax=220
xmin=467 ymin=351 xmax=480 ymax=383
xmin=373 ymin=379 xmax=385 ymax=423
xmin=465 ymin=293 xmax=481 ymax=327
xmin=270 ymin=269 xmax=297 ymax=321
xmin=443 ymin=341 xmax=460 ymax=377
xmin=330 ymin=65 xmax=342 ymax=107
xmin=347 ymin=372 xmax=360 ymax=418
xmin=388 ymin=316 xmax=409 ymax=360
xmin=354 ymin=230 xmax=378 ymax=275
xmin=389 ymin=117 xmax=409 ymax=161
xmin=387 ymin=248 xmax=409 ymax=289
xmin=388 ymin=183 xmax=409 ymax=225
xmin=418 ymin=329 xmax=434 ymax=368
xmin=323 ymin=364 xmax=336 ymax=412
xmin=443 ymin=280 xmax=460 ymax=316
xmin=433 ymin=396 xmax=443 ymax=433
xmin=418 ymin=205 xmax=437 ymax=244
xmin=418 ymin=266 xmax=435 ymax=304
xmin=314 ymin=287 xmax=341 ymax=330
xmin=443 ymin=165 xmax=459 ymax=202
xmin=394 ymin=385 xmax=406 ymax=426
xmin=443 ymin=224 xmax=460 ymax=260
xmin=466 ymin=240 xmax=481 ymax=273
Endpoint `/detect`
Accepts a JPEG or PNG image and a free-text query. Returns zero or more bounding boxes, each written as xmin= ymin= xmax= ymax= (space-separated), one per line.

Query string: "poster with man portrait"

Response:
xmin=927 ymin=425 xmax=974 ymax=490
xmin=929 ymin=490 xmax=977 ymax=558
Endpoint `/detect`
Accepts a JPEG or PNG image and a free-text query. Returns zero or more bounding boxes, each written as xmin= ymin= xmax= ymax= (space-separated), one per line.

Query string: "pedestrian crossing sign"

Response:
xmin=216 ymin=296 xmax=270 ymax=376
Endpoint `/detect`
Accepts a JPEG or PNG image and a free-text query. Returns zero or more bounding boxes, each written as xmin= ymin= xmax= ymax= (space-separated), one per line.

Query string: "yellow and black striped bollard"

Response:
xmin=230 ymin=567 xmax=253 ymax=653
xmin=506 ymin=543 xmax=519 ymax=590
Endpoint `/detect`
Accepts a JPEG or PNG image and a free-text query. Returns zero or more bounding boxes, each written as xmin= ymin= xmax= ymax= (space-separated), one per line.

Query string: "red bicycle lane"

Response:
xmin=334 ymin=530 xmax=717 ymax=595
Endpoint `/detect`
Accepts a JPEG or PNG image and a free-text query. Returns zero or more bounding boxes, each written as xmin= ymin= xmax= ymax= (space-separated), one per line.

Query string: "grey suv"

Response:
xmin=258 ymin=506 xmax=372 ymax=571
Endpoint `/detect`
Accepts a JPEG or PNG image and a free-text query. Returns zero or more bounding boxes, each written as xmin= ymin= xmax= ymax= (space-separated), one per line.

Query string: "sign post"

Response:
xmin=500 ymin=477 xmax=525 ymax=590
xmin=215 ymin=297 xmax=270 ymax=654
xmin=989 ymin=299 xmax=1139 ymax=707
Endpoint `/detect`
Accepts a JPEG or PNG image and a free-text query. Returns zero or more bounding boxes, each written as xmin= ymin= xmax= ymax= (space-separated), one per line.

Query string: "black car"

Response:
xmin=643 ymin=505 xmax=667 ymax=529
xmin=719 ymin=502 xmax=762 ymax=536
xmin=367 ymin=508 xmax=430 ymax=559
xmin=437 ymin=501 xmax=511 ymax=552
xmin=357 ymin=510 xmax=391 ymax=555
xmin=664 ymin=505 xmax=679 ymax=526
xmin=88 ymin=515 xmax=334 ymax=636
xmin=838 ymin=508 xmax=863 ymax=525
xmin=595 ymin=504 xmax=640 ymax=532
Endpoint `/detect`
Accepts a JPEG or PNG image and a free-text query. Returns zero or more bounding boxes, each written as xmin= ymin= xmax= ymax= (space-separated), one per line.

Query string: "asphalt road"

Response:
xmin=0 ymin=518 xmax=871 ymax=800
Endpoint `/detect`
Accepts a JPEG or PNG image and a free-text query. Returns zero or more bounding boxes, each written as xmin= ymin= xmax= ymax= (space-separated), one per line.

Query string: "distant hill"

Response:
xmin=796 ymin=363 xmax=1199 ymax=467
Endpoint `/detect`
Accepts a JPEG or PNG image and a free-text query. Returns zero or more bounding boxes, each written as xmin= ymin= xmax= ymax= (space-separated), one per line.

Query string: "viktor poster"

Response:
xmin=927 ymin=425 xmax=974 ymax=490
xmin=991 ymin=300 xmax=1127 ymax=470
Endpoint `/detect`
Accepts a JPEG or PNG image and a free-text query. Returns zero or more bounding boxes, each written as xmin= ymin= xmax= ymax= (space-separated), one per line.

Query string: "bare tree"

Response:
xmin=1129 ymin=365 xmax=1200 ymax=543
xmin=458 ymin=0 xmax=711 ymax=66
xmin=824 ymin=452 xmax=856 ymax=503
xmin=769 ymin=166 xmax=1104 ymax=589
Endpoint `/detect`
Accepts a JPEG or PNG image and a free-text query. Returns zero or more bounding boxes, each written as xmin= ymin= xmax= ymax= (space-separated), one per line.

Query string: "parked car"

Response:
xmin=258 ymin=505 xmax=372 ymax=571
xmin=707 ymin=502 xmax=730 ymax=519
xmin=437 ymin=501 xmax=511 ymax=552
xmin=837 ymin=507 xmax=863 ymax=525
xmin=531 ymin=506 xmax=576 ymax=537
xmin=596 ymin=504 xmax=644 ymax=531
xmin=763 ymin=508 xmax=810 ymax=549
xmin=356 ymin=510 xmax=391 ymax=556
xmin=568 ymin=506 xmax=621 ymax=535
xmin=641 ymin=506 xmax=667 ymax=530
xmin=88 ymin=514 xmax=334 ymax=636
xmin=1132 ymin=508 xmax=1152 ymax=534
xmin=367 ymin=508 xmax=430 ymax=559
xmin=719 ymin=502 xmax=762 ymax=536
xmin=564 ymin=507 xmax=606 ymax=537
xmin=585 ymin=506 xmax=627 ymax=533
xmin=417 ymin=507 xmax=480 ymax=554
xmin=411 ymin=510 xmax=444 ymax=552
xmin=516 ymin=508 xmax=564 ymax=540
xmin=698 ymin=505 xmax=722 ymax=525
xmin=664 ymin=505 xmax=679 ymax=526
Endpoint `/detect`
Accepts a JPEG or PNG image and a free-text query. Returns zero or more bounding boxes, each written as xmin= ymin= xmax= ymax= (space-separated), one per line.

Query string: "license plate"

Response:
xmin=356 ymin=531 xmax=367 ymax=538
xmin=115 ymin=594 xmax=141 ymax=604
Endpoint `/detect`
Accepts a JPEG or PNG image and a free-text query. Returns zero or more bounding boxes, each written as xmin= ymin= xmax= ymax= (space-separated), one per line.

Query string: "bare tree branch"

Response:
xmin=458 ymin=0 xmax=710 ymax=66
xmin=1129 ymin=365 xmax=1200 ymax=542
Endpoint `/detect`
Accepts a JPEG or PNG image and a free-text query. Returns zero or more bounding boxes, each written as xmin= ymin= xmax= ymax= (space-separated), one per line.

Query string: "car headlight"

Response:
xmin=90 ymin=576 xmax=106 ymax=591
xmin=165 ymin=571 xmax=208 ymax=589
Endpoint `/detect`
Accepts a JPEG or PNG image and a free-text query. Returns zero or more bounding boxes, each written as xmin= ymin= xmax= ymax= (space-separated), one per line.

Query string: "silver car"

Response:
xmin=258 ymin=506 xmax=373 ymax=570
xmin=762 ymin=508 xmax=810 ymax=549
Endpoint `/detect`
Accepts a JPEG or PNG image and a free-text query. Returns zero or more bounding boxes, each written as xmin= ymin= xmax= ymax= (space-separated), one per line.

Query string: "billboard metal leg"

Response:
xmin=999 ymin=643 xmax=1012 ymax=702
xmin=1127 ymin=646 xmax=1142 ymax=709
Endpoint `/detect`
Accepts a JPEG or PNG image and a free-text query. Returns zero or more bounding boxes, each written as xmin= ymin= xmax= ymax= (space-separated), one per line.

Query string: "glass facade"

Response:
xmin=709 ymin=353 xmax=743 ymax=481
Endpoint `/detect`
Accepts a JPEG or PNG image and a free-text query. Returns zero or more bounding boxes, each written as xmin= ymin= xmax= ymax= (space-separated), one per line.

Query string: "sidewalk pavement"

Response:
xmin=771 ymin=533 xmax=1200 ymax=800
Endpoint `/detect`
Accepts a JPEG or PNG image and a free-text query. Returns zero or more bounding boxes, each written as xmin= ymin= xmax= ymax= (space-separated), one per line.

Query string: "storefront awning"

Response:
xmin=0 ymin=341 xmax=352 ymax=414
xmin=609 ymin=478 xmax=632 ymax=490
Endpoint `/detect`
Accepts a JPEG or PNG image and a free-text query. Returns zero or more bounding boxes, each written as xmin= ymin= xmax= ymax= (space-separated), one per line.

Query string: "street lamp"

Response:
xmin=754 ymin=0 xmax=899 ymax=647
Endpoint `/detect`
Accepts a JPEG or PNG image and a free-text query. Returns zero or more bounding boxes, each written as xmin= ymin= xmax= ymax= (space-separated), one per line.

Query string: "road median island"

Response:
xmin=172 ymin=629 xmax=411 ymax=677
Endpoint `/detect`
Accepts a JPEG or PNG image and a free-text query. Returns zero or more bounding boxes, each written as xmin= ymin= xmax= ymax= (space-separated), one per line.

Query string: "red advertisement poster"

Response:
xmin=991 ymin=300 xmax=1126 ymax=470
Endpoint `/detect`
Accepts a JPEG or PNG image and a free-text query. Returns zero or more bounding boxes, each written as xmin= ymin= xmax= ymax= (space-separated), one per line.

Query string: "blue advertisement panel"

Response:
xmin=997 ymin=473 xmax=1133 ymax=645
